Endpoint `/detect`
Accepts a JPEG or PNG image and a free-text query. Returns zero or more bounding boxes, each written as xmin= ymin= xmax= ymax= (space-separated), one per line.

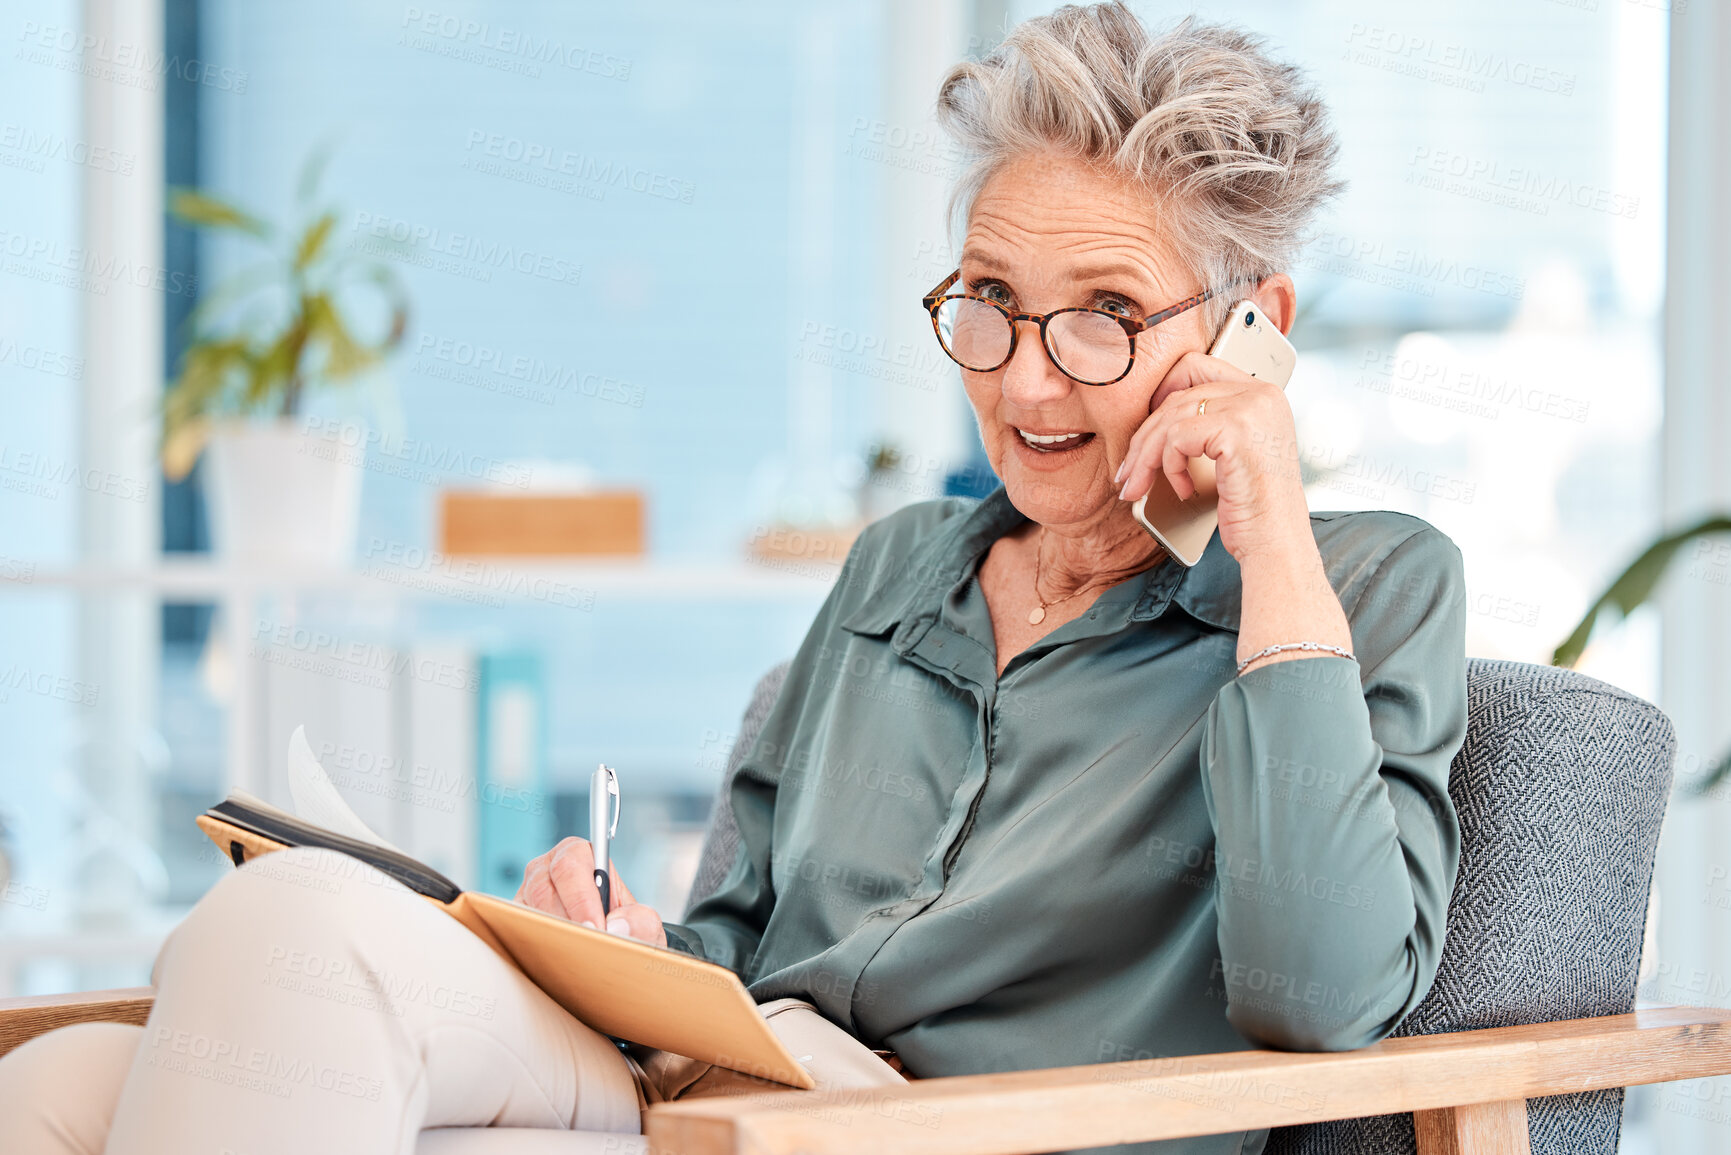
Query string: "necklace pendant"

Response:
xmin=1027 ymin=605 xmax=1046 ymax=625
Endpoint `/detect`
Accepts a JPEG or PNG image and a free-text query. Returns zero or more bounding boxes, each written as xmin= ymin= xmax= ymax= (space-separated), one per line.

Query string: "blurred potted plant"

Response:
xmin=162 ymin=150 xmax=407 ymax=566
xmin=1553 ymin=512 xmax=1731 ymax=787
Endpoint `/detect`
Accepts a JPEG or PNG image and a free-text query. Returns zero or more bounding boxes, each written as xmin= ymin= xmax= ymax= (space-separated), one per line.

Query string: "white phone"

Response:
xmin=1130 ymin=300 xmax=1297 ymax=566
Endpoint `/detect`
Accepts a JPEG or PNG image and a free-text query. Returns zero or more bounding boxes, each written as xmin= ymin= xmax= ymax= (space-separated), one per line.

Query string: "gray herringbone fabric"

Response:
xmin=687 ymin=660 xmax=790 ymax=913
xmin=1266 ymin=659 xmax=1674 ymax=1154
xmin=685 ymin=658 xmax=1675 ymax=1154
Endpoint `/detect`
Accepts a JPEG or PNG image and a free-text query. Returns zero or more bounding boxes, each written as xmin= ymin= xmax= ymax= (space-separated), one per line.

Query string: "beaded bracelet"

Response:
xmin=1235 ymin=641 xmax=1357 ymax=677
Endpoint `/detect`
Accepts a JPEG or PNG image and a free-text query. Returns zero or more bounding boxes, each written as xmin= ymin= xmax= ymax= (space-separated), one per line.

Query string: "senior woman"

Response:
xmin=0 ymin=6 xmax=1464 ymax=1155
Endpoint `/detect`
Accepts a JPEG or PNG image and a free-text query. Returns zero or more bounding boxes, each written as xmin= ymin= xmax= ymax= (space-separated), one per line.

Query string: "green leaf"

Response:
xmin=305 ymin=293 xmax=376 ymax=380
xmin=1691 ymin=744 xmax=1731 ymax=795
xmin=294 ymin=212 xmax=337 ymax=272
xmin=166 ymin=338 xmax=249 ymax=414
xmin=1552 ymin=514 xmax=1731 ymax=666
xmin=168 ymin=189 xmax=271 ymax=238
xmin=248 ymin=318 xmax=308 ymax=412
xmin=162 ymin=145 xmax=413 ymax=426
xmin=162 ymin=337 xmax=254 ymax=469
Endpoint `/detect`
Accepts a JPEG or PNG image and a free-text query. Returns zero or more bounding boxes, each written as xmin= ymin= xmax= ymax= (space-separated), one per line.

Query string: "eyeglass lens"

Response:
xmin=935 ymin=297 xmax=1131 ymax=384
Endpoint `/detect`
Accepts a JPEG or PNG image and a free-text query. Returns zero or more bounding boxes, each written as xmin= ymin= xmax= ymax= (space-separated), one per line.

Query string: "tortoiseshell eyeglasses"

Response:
xmin=921 ymin=268 xmax=1228 ymax=387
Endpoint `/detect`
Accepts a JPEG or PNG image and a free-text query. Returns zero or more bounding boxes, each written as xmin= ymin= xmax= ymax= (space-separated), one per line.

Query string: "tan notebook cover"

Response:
xmin=196 ymin=809 xmax=814 ymax=1089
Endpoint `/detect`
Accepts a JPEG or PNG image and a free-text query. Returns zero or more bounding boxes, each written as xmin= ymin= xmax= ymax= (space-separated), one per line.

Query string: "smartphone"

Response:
xmin=1129 ymin=300 xmax=1297 ymax=566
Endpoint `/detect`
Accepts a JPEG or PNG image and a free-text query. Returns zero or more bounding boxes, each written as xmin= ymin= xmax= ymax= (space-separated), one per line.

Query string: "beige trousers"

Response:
xmin=0 ymin=847 xmax=903 ymax=1155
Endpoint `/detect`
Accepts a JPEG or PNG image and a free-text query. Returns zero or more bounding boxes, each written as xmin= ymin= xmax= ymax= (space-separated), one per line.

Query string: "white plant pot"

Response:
xmin=204 ymin=421 xmax=364 ymax=567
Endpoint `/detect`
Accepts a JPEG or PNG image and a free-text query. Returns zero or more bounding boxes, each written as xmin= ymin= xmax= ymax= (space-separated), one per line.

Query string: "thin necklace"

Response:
xmin=1028 ymin=527 xmax=1100 ymax=626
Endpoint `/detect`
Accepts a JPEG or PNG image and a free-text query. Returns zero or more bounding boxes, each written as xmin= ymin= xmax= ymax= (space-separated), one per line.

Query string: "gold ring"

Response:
xmin=1197 ymin=397 xmax=1208 ymax=417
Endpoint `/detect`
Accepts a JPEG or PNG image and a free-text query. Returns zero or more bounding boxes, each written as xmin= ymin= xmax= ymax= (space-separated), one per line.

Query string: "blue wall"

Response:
xmin=197 ymin=1 xmax=886 ymax=786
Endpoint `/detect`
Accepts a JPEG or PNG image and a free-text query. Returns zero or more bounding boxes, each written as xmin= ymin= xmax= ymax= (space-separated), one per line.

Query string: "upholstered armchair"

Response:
xmin=4 ymin=659 xmax=1727 ymax=1155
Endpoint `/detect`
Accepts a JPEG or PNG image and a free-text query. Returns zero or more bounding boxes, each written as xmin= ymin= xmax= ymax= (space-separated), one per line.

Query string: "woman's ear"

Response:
xmin=1252 ymin=273 xmax=1299 ymax=336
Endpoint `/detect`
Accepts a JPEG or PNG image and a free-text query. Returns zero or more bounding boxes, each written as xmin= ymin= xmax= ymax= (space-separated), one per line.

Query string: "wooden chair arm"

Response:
xmin=8 ymin=992 xmax=1727 ymax=1154
xmin=645 ymin=1005 xmax=1731 ymax=1155
xmin=0 ymin=987 xmax=153 ymax=1058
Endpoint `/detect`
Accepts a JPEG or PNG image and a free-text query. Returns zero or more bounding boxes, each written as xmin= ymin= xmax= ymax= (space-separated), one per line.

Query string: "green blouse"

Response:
xmin=664 ymin=488 xmax=1466 ymax=1155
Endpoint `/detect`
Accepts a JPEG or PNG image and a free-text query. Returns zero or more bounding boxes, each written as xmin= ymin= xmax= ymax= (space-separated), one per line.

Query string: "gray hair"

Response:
xmin=936 ymin=3 xmax=1342 ymax=330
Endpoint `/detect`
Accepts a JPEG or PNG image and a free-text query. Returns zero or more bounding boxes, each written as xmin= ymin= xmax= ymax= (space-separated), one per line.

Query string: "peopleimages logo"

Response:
xmin=1303 ymin=230 xmax=1525 ymax=300
xmin=0 ymin=122 xmax=135 ymax=174
xmin=315 ymin=737 xmax=546 ymax=816
xmin=1355 ymin=346 xmax=1589 ymax=424
xmin=1342 ymin=24 xmax=1577 ymax=96
xmin=1406 ymin=146 xmax=1640 ymax=220
xmin=349 ymin=212 xmax=582 ymax=288
xmin=251 ymin=619 xmax=482 ymax=694
xmin=16 ymin=20 xmax=250 ymax=93
xmin=412 ymin=333 xmax=645 ymax=408
xmin=0 ymin=444 xmax=149 ymax=503
xmin=462 ymin=130 xmax=695 ymax=204
xmin=398 ymin=8 xmax=631 ymax=80
xmin=145 ymin=1027 xmax=382 ymax=1101
xmin=360 ymin=537 xmax=597 ymax=612
xmin=0 ymin=664 xmax=99 ymax=707
xmin=0 ymin=228 xmax=198 ymax=299
xmin=794 ymin=320 xmax=951 ymax=393
xmin=299 ymin=418 xmax=536 ymax=490
xmin=0 ymin=336 xmax=83 ymax=379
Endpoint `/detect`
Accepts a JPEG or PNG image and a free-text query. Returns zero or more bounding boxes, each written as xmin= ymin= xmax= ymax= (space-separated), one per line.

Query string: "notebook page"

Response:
xmin=285 ymin=724 xmax=401 ymax=852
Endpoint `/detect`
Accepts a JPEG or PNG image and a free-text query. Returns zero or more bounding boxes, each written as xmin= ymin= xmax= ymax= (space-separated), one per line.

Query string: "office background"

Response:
xmin=2 ymin=0 xmax=1724 ymax=1149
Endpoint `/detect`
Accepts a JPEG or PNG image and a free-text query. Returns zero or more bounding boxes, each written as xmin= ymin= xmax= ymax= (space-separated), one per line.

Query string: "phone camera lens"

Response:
xmin=1244 ymin=311 xmax=1255 ymax=327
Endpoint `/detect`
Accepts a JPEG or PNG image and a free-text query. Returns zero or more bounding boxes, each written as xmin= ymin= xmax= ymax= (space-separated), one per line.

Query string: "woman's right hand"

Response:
xmin=515 ymin=836 xmax=667 ymax=947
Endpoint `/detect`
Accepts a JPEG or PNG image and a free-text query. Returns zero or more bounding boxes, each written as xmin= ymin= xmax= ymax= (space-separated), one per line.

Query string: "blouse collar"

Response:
xmin=839 ymin=486 xmax=1244 ymax=640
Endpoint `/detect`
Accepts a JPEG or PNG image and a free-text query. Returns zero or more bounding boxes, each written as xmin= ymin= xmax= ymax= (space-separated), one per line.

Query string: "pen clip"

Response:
xmin=601 ymin=764 xmax=620 ymax=838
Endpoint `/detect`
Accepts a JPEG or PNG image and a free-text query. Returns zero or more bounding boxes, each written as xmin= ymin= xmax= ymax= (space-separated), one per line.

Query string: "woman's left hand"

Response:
xmin=1114 ymin=351 xmax=1311 ymax=564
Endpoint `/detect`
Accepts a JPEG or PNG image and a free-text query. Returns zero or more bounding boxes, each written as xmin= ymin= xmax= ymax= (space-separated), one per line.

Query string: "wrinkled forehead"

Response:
xmin=961 ymin=151 xmax=1196 ymax=301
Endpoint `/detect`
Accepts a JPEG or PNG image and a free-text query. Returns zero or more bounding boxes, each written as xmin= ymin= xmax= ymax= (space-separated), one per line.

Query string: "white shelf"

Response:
xmin=0 ymin=557 xmax=839 ymax=601
xmin=0 ymin=556 xmax=837 ymax=801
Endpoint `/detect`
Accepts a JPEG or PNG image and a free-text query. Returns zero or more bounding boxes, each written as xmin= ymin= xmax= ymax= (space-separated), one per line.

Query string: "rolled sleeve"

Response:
xmin=1199 ymin=527 xmax=1467 ymax=1051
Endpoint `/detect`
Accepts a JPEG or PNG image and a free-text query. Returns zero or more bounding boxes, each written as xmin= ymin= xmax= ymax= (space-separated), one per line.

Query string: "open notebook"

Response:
xmin=196 ymin=728 xmax=814 ymax=1089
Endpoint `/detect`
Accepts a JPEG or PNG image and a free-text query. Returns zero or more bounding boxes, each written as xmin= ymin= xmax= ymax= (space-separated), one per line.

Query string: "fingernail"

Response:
xmin=580 ymin=919 xmax=597 ymax=930
xmin=607 ymin=916 xmax=630 ymax=937
xmin=1118 ymin=481 xmax=1130 ymax=501
xmin=1113 ymin=460 xmax=1126 ymax=483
